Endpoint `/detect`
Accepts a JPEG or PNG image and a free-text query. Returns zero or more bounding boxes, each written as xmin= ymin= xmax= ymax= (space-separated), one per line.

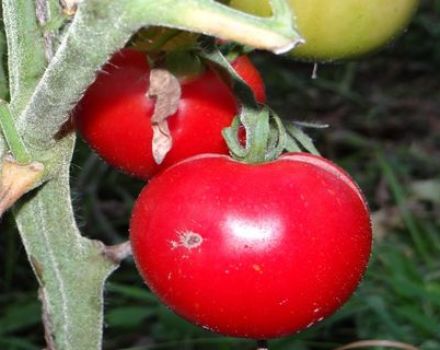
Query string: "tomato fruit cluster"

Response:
xmin=230 ymin=0 xmax=419 ymax=61
xmin=73 ymin=48 xmax=265 ymax=179
xmin=75 ymin=45 xmax=372 ymax=340
xmin=130 ymin=153 xmax=372 ymax=338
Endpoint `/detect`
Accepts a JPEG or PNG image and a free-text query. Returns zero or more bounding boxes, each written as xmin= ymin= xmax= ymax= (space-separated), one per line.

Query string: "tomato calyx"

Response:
xmin=201 ymin=43 xmax=322 ymax=164
xmin=222 ymin=106 xmax=284 ymax=163
xmin=224 ymin=106 xmax=323 ymax=163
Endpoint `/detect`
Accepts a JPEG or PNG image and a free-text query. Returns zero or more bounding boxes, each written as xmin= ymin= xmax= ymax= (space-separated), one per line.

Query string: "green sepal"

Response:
xmin=265 ymin=114 xmax=287 ymax=161
xmin=241 ymin=107 xmax=271 ymax=163
xmin=222 ymin=117 xmax=248 ymax=159
xmin=286 ymin=123 xmax=321 ymax=155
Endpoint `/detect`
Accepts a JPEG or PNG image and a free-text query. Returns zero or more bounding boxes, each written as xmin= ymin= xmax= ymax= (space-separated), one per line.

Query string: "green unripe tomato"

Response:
xmin=229 ymin=0 xmax=419 ymax=61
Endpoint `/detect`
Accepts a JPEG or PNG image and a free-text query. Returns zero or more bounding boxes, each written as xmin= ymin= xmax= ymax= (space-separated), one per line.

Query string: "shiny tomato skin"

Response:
xmin=73 ymin=49 xmax=265 ymax=179
xmin=130 ymin=153 xmax=372 ymax=339
xmin=230 ymin=0 xmax=419 ymax=61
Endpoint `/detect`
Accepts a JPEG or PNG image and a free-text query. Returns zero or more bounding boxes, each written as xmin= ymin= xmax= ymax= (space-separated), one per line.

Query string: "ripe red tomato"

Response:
xmin=73 ymin=49 xmax=265 ymax=179
xmin=130 ymin=153 xmax=372 ymax=339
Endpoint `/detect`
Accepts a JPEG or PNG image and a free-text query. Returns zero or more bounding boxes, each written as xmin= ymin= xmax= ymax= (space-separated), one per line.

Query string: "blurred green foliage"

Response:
xmin=1 ymin=1 xmax=439 ymax=349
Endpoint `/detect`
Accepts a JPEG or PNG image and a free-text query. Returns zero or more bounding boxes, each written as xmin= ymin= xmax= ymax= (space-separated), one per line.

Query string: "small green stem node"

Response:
xmin=0 ymin=101 xmax=32 ymax=164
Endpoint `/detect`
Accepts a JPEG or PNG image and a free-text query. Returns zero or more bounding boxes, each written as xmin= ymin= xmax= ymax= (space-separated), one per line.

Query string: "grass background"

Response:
xmin=1 ymin=1 xmax=439 ymax=349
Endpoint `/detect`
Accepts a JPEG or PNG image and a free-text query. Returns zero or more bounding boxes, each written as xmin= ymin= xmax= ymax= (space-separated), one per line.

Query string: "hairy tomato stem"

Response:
xmin=0 ymin=100 xmax=31 ymax=164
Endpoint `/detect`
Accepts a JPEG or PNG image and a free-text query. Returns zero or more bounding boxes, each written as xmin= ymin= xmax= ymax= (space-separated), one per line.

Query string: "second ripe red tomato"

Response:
xmin=130 ymin=153 xmax=372 ymax=339
xmin=73 ymin=49 xmax=265 ymax=180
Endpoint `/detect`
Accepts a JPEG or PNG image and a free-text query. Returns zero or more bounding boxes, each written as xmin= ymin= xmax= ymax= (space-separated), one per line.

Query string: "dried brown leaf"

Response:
xmin=148 ymin=69 xmax=181 ymax=164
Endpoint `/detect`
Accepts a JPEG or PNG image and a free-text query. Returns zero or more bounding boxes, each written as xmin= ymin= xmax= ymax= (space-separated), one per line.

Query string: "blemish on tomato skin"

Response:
xmin=252 ymin=264 xmax=263 ymax=273
xmin=170 ymin=230 xmax=203 ymax=250
xmin=183 ymin=232 xmax=203 ymax=248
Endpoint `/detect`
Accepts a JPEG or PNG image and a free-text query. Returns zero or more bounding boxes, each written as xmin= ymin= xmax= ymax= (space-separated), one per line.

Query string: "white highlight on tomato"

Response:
xmin=223 ymin=215 xmax=282 ymax=249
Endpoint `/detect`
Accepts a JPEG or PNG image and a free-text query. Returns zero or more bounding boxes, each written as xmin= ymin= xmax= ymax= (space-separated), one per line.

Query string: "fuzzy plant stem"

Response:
xmin=14 ymin=156 xmax=117 ymax=350
xmin=0 ymin=100 xmax=31 ymax=163
xmin=0 ymin=1 xmax=302 ymax=349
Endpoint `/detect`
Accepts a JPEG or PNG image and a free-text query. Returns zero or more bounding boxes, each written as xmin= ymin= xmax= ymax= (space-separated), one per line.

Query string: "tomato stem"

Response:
xmin=201 ymin=43 xmax=258 ymax=109
xmin=201 ymin=45 xmax=275 ymax=163
xmin=203 ymin=44 xmax=304 ymax=163
xmin=0 ymin=100 xmax=32 ymax=164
